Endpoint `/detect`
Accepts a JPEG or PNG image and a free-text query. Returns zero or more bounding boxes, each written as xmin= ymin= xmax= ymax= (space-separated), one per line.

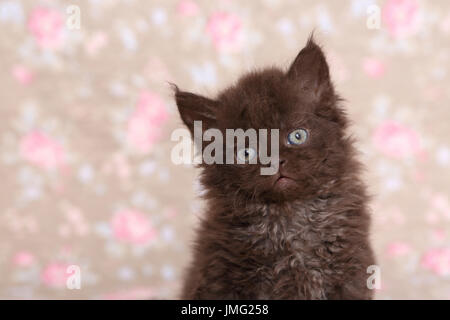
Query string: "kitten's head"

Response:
xmin=175 ymin=37 xmax=354 ymax=203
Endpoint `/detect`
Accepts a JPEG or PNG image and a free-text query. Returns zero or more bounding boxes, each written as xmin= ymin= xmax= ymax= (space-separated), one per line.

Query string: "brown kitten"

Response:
xmin=174 ymin=36 xmax=376 ymax=300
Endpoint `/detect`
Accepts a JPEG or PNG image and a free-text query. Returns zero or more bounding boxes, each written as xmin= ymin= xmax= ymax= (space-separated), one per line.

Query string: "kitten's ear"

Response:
xmin=287 ymin=35 xmax=333 ymax=100
xmin=287 ymin=36 xmax=346 ymax=125
xmin=173 ymin=85 xmax=218 ymax=133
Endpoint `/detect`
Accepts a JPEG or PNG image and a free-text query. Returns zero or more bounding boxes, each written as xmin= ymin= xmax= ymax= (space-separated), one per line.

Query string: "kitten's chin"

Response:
xmin=258 ymin=174 xmax=326 ymax=203
xmin=273 ymin=176 xmax=297 ymax=190
xmin=255 ymin=176 xmax=299 ymax=203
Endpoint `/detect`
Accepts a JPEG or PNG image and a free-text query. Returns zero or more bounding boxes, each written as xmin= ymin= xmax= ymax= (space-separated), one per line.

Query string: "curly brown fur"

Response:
xmin=174 ymin=36 xmax=375 ymax=300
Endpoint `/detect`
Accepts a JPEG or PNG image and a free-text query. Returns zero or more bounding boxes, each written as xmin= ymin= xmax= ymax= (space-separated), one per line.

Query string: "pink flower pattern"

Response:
xmin=41 ymin=263 xmax=70 ymax=288
xmin=383 ymin=0 xmax=420 ymax=38
xmin=28 ymin=7 xmax=64 ymax=50
xmin=387 ymin=242 xmax=411 ymax=257
xmin=1 ymin=0 xmax=449 ymax=300
xmin=13 ymin=251 xmax=35 ymax=267
xmin=206 ymin=12 xmax=243 ymax=52
xmin=422 ymin=248 xmax=450 ymax=276
xmin=20 ymin=131 xmax=66 ymax=170
xmin=177 ymin=0 xmax=199 ymax=17
xmin=12 ymin=65 xmax=34 ymax=85
xmin=111 ymin=209 xmax=157 ymax=245
xmin=363 ymin=58 xmax=386 ymax=78
xmin=126 ymin=91 xmax=168 ymax=153
xmin=373 ymin=121 xmax=422 ymax=159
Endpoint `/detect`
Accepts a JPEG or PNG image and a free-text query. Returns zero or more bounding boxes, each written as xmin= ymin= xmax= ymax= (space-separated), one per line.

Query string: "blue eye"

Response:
xmin=287 ymin=129 xmax=308 ymax=145
xmin=237 ymin=148 xmax=256 ymax=163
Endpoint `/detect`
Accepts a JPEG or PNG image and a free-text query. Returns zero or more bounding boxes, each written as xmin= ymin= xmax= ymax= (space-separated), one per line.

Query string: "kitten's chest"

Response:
xmin=243 ymin=199 xmax=336 ymax=255
xmin=239 ymin=200 xmax=339 ymax=298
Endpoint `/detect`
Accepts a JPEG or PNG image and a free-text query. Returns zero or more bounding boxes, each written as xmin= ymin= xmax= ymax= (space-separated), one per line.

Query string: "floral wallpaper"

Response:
xmin=0 ymin=0 xmax=449 ymax=300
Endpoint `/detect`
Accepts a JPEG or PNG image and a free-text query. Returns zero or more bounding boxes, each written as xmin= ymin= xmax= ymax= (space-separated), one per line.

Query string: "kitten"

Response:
xmin=174 ymin=36 xmax=376 ymax=300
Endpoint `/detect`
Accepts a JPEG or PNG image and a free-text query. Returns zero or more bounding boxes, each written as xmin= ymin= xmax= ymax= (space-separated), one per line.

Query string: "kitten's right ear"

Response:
xmin=172 ymin=84 xmax=218 ymax=133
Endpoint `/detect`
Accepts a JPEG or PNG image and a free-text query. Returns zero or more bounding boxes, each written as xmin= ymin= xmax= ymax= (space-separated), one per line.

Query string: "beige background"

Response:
xmin=0 ymin=0 xmax=449 ymax=299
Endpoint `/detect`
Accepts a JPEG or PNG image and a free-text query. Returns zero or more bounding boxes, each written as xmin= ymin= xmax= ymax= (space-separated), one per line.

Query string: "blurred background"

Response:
xmin=0 ymin=0 xmax=449 ymax=299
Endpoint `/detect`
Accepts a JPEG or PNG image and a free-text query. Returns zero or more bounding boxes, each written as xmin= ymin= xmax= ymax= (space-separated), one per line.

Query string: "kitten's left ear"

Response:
xmin=287 ymin=36 xmax=346 ymax=125
xmin=287 ymin=35 xmax=333 ymax=100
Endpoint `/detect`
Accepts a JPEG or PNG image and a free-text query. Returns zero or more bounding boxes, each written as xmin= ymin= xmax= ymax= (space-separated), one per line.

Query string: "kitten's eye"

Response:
xmin=236 ymin=147 xmax=256 ymax=163
xmin=287 ymin=129 xmax=308 ymax=145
